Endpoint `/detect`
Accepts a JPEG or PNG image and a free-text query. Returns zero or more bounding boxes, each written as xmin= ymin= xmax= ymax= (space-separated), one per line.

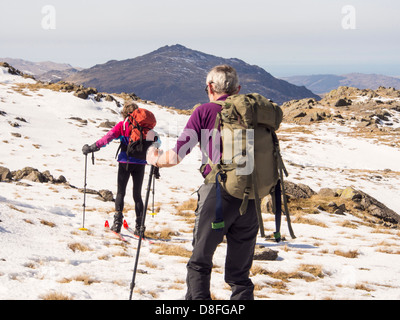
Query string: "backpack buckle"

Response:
xmin=217 ymin=172 xmax=227 ymax=183
xmin=211 ymin=220 xmax=225 ymax=231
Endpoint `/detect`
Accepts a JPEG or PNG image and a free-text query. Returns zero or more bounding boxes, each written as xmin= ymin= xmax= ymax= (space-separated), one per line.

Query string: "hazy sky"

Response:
xmin=1 ymin=0 xmax=399 ymax=76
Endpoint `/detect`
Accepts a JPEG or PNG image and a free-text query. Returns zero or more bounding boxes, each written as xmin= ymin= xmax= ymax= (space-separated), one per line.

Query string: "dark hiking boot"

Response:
xmin=134 ymin=224 xmax=145 ymax=237
xmin=111 ymin=212 xmax=124 ymax=233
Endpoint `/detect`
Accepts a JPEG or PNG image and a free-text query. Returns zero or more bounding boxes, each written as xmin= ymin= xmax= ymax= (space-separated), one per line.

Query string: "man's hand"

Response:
xmin=146 ymin=146 xmax=163 ymax=167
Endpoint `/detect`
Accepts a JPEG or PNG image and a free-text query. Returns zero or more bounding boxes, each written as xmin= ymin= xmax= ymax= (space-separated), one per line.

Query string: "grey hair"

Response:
xmin=206 ymin=65 xmax=240 ymax=95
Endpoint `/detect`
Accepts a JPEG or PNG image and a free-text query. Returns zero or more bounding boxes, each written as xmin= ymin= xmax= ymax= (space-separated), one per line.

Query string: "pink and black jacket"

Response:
xmin=96 ymin=120 xmax=147 ymax=165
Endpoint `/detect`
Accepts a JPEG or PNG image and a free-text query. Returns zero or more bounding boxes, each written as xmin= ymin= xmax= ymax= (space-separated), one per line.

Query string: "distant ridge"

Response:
xmin=66 ymin=44 xmax=319 ymax=108
xmin=282 ymin=73 xmax=400 ymax=95
xmin=0 ymin=57 xmax=83 ymax=83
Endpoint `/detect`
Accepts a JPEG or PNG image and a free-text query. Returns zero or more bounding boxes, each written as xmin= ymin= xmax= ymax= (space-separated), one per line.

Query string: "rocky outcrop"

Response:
xmin=254 ymin=246 xmax=279 ymax=261
xmin=0 ymin=165 xmax=114 ymax=202
xmin=77 ymin=187 xmax=114 ymax=202
xmin=282 ymin=86 xmax=400 ymax=133
xmin=98 ymin=189 xmax=114 ymax=202
xmin=337 ymin=186 xmax=400 ymax=226
xmin=263 ymin=181 xmax=400 ymax=229
xmin=0 ymin=62 xmax=35 ymax=80
xmin=9 ymin=167 xmax=67 ymax=184
xmin=284 ymin=181 xmax=316 ymax=199
xmin=73 ymin=86 xmax=98 ymax=99
xmin=2 ymin=62 xmax=124 ymax=109
xmin=0 ymin=166 xmax=12 ymax=182
xmin=98 ymin=120 xmax=116 ymax=129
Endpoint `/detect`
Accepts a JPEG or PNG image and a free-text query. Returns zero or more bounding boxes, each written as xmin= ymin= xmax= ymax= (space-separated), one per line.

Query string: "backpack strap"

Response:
xmin=271 ymin=131 xmax=296 ymax=240
xmin=202 ymin=111 xmax=222 ymax=184
xmin=271 ymin=131 xmax=288 ymax=177
xmin=115 ymin=118 xmax=129 ymax=159
xmin=249 ymin=104 xmax=265 ymax=237
xmin=239 ymin=178 xmax=251 ymax=215
xmin=271 ymin=181 xmax=282 ymax=242
xmin=251 ymin=171 xmax=265 ymax=238
xmin=128 ymin=115 xmax=144 ymax=152
xmin=115 ymin=143 xmax=122 ymax=159
xmin=212 ymin=172 xmax=226 ymax=231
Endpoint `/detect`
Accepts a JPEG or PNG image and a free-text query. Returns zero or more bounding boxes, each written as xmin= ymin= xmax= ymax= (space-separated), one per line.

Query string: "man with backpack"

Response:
xmin=147 ymin=65 xmax=281 ymax=300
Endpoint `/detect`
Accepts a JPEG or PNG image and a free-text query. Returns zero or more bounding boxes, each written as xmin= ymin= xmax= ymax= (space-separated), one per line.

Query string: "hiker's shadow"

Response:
xmin=257 ymin=240 xmax=318 ymax=261
xmin=0 ymin=226 xmax=11 ymax=234
xmin=257 ymin=241 xmax=317 ymax=250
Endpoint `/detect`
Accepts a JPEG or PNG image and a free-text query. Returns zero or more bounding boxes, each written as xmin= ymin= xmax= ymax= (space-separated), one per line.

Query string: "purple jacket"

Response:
xmin=173 ymin=95 xmax=228 ymax=177
xmin=96 ymin=120 xmax=147 ymax=165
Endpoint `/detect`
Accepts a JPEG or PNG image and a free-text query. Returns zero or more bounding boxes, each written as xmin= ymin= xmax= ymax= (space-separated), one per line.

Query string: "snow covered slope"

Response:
xmin=1 ymin=65 xmax=400 ymax=300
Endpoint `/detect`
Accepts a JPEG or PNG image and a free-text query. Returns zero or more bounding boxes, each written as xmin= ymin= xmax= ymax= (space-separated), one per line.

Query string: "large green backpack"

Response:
xmin=202 ymin=93 xmax=295 ymax=241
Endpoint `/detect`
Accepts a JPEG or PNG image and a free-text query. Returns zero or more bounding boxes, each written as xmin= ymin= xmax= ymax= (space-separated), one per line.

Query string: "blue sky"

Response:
xmin=1 ymin=0 xmax=399 ymax=76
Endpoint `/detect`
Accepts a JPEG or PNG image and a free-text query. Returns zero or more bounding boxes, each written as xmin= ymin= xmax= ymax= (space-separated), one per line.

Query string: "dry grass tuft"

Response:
xmin=251 ymin=264 xmax=325 ymax=283
xmin=151 ymin=243 xmax=192 ymax=258
xmin=40 ymin=292 xmax=73 ymax=300
xmin=68 ymin=242 xmax=93 ymax=253
xmin=7 ymin=204 xmax=26 ymax=213
xmin=134 ymin=288 xmax=159 ymax=299
xmin=333 ymin=249 xmax=360 ymax=258
xmin=375 ymin=248 xmax=400 ymax=255
xmin=171 ymin=198 xmax=197 ymax=228
xmin=59 ymin=274 xmax=99 ymax=286
xmin=40 ymin=220 xmax=56 ymax=228
xmin=145 ymin=228 xmax=180 ymax=240
xmin=144 ymin=260 xmax=159 ymax=269
xmin=339 ymin=220 xmax=359 ymax=229
xmin=172 ymin=198 xmax=197 ymax=216
xmin=112 ymin=250 xmax=131 ymax=257
xmin=355 ymin=283 xmax=375 ymax=292
xmin=292 ymin=216 xmax=328 ymax=228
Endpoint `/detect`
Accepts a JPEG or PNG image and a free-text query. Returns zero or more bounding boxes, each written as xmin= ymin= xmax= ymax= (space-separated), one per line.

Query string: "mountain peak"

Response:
xmin=153 ymin=44 xmax=190 ymax=54
xmin=151 ymin=44 xmax=208 ymax=60
xmin=66 ymin=46 xmax=319 ymax=108
xmin=163 ymin=44 xmax=187 ymax=50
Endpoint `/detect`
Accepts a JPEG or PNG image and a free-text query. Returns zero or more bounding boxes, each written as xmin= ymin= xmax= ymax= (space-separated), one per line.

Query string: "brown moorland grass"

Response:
xmin=150 ymin=242 xmax=192 ymax=258
xmin=251 ymin=264 xmax=326 ymax=283
xmin=40 ymin=292 xmax=73 ymax=300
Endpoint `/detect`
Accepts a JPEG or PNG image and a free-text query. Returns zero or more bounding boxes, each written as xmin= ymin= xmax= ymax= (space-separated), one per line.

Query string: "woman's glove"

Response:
xmin=82 ymin=143 xmax=100 ymax=155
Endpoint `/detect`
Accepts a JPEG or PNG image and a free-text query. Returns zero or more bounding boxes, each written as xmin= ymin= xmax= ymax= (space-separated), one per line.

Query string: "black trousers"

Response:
xmin=115 ymin=163 xmax=145 ymax=226
xmin=186 ymin=184 xmax=259 ymax=300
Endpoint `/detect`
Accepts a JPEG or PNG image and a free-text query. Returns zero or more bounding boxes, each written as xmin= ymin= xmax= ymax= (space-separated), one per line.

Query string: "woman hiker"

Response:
xmin=82 ymin=101 xmax=157 ymax=235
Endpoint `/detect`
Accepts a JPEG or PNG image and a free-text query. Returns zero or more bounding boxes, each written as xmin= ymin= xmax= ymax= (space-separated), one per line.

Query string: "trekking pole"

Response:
xmin=153 ymin=167 xmax=160 ymax=217
xmin=80 ymin=154 xmax=89 ymax=231
xmin=129 ymin=165 xmax=156 ymax=300
xmin=150 ymin=170 xmax=156 ymax=217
